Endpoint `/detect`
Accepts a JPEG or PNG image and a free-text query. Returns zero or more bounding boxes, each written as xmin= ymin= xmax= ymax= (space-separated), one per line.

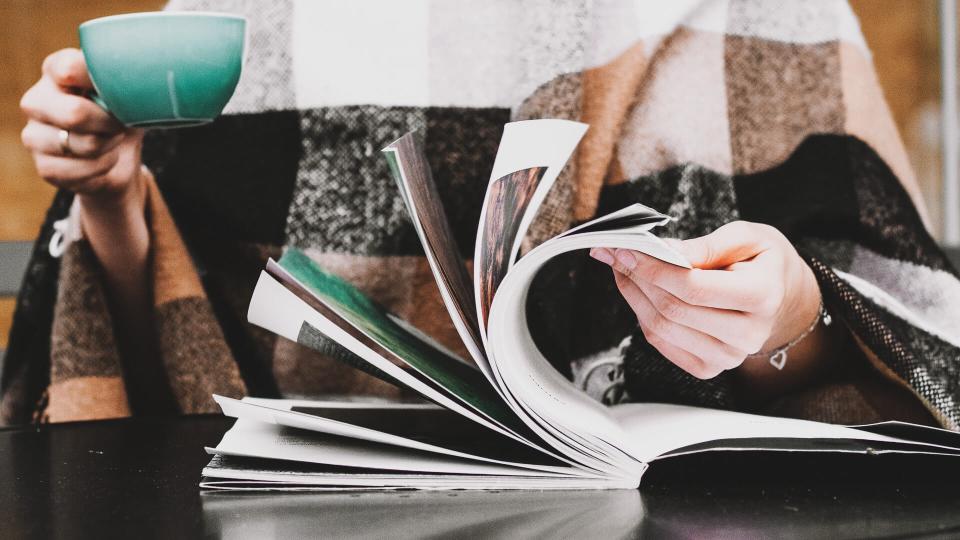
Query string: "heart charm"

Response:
xmin=769 ymin=349 xmax=787 ymax=370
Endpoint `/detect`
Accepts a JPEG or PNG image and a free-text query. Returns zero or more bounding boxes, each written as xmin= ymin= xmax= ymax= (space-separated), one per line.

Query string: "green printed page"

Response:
xmin=279 ymin=249 xmax=521 ymax=430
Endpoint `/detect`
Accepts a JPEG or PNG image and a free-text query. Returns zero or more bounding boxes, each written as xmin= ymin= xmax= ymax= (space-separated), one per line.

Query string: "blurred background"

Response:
xmin=0 ymin=0 xmax=954 ymax=360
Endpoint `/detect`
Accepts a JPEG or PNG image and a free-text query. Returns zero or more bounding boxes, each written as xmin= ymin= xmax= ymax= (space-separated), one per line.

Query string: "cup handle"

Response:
xmin=84 ymin=89 xmax=110 ymax=113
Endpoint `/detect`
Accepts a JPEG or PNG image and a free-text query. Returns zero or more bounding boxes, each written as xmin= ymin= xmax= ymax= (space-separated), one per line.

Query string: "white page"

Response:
xmin=200 ymin=481 xmax=384 ymax=491
xmin=486 ymin=119 xmax=589 ymax=268
xmin=263 ymin=256 xmax=535 ymax=442
xmin=241 ymin=396 xmax=440 ymax=410
xmin=473 ymin=119 xmax=588 ymax=344
xmin=201 ymin=467 xmax=630 ymax=491
xmin=214 ymin=396 xmax=590 ymax=477
xmin=557 ymin=203 xmax=672 ymax=239
xmin=612 ymin=403 xmax=927 ymax=462
xmin=487 ymin=221 xmax=959 ymax=468
xmin=486 ymin=229 xmax=690 ymax=473
xmin=247 ymin=271 xmax=524 ymax=442
xmin=382 ymin=139 xmax=489 ymax=380
xmin=661 ymin=443 xmax=960 ymax=460
xmin=211 ymin=417 xmax=596 ymax=480
xmin=249 ymin=267 xmax=587 ymax=471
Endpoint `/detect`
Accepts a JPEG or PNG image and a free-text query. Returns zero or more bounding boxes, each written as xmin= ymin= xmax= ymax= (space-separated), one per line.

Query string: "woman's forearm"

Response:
xmin=79 ymin=170 xmax=150 ymax=311
xmin=77 ymin=168 xmax=154 ymax=369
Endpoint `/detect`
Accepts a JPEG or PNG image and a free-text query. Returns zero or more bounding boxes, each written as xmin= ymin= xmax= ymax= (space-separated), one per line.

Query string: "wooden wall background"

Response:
xmin=0 ymin=0 xmax=163 ymax=351
xmin=0 ymin=0 xmax=947 ymax=350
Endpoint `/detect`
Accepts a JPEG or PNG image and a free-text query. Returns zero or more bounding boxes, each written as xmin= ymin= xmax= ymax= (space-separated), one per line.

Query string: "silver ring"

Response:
xmin=58 ymin=129 xmax=72 ymax=156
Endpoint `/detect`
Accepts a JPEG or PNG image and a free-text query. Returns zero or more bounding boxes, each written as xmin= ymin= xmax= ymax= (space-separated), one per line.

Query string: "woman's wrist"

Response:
xmin=77 ymin=165 xmax=151 ymax=289
xmin=763 ymin=257 xmax=822 ymax=352
xmin=733 ymin=259 xmax=845 ymax=401
xmin=77 ymin=165 xmax=147 ymax=222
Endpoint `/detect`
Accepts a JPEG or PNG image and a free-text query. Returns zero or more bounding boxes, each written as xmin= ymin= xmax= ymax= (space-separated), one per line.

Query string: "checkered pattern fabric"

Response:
xmin=3 ymin=0 xmax=958 ymax=429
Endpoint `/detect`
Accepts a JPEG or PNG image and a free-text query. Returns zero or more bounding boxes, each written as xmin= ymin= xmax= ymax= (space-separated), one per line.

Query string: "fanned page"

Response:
xmin=213 ymin=396 xmax=581 ymax=476
xmin=483 ymin=209 xmax=688 ymax=477
xmin=252 ymin=252 xmax=547 ymax=447
xmin=485 ymin=120 xmax=590 ymax=269
xmin=246 ymin=271 xmax=535 ymax=446
xmin=476 ymin=167 xmax=547 ymax=326
xmin=558 ymin=203 xmax=674 ymax=237
xmin=484 ymin=212 xmax=960 ymax=466
xmin=205 ymin=398 xmax=631 ymax=490
xmin=211 ymin=417 xmax=558 ymax=479
xmin=382 ymin=134 xmax=487 ymax=374
xmin=474 ymin=120 xmax=588 ymax=332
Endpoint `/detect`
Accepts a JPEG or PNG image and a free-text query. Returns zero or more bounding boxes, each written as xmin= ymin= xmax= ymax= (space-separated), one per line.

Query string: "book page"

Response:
xmin=214 ymin=396 xmax=580 ymax=475
xmin=210 ymin=418 xmax=568 ymax=478
xmin=488 ymin=215 xmax=960 ymax=466
xmin=474 ymin=120 xmax=587 ymax=336
xmin=271 ymin=251 xmax=531 ymax=436
xmin=657 ymin=437 xmax=960 ymax=459
xmin=476 ymin=167 xmax=548 ymax=326
xmin=201 ymin=454 xmax=633 ymax=490
xmin=558 ymin=203 xmax=673 ymax=237
xmin=484 ymin=219 xmax=690 ymax=472
xmin=247 ymin=271 xmax=529 ymax=442
xmin=485 ymin=120 xmax=589 ymax=268
xmin=382 ymin=133 xmax=486 ymax=373
xmin=611 ymin=403 xmax=950 ymax=462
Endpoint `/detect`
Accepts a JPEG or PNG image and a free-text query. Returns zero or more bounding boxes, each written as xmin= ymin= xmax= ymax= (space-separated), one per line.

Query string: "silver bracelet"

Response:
xmin=750 ymin=300 xmax=832 ymax=370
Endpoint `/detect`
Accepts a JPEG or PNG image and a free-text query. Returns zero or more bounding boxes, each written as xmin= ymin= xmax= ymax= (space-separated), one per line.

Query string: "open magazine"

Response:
xmin=202 ymin=120 xmax=960 ymax=491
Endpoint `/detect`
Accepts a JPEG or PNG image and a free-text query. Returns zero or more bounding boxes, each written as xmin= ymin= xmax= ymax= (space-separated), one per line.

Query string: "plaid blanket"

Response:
xmin=3 ymin=0 xmax=958 ymax=428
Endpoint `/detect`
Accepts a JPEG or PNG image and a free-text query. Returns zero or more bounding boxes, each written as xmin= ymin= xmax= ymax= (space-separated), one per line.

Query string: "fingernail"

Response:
xmin=589 ymin=248 xmax=614 ymax=265
xmin=614 ymin=249 xmax=637 ymax=270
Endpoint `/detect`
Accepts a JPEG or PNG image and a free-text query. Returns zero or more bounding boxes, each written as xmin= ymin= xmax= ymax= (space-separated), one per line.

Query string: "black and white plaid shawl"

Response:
xmin=3 ymin=0 xmax=959 ymax=428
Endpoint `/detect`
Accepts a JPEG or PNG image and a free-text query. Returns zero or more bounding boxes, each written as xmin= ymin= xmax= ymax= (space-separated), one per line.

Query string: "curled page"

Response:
xmin=264 ymin=251 xmax=543 ymax=445
xmin=474 ymin=120 xmax=588 ymax=338
xmin=246 ymin=271 xmax=524 ymax=442
xmin=485 ymin=207 xmax=689 ymax=469
xmin=476 ymin=167 xmax=548 ymax=327
xmin=382 ymin=134 xmax=488 ymax=376
xmin=486 ymin=120 xmax=590 ymax=268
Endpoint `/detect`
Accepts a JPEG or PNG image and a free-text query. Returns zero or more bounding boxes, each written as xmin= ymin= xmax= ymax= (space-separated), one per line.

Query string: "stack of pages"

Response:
xmin=202 ymin=120 xmax=960 ymax=491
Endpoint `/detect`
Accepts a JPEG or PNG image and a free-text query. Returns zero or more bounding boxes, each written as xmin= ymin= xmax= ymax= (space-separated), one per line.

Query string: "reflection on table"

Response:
xmin=202 ymin=489 xmax=643 ymax=539
xmin=201 ymin=478 xmax=960 ymax=540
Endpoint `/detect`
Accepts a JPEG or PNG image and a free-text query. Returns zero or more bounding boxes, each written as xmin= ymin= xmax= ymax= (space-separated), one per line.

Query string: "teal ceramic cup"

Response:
xmin=79 ymin=12 xmax=246 ymax=128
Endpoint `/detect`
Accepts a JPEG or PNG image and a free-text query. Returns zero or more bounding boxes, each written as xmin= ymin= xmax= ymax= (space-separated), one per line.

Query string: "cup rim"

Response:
xmin=80 ymin=11 xmax=247 ymax=29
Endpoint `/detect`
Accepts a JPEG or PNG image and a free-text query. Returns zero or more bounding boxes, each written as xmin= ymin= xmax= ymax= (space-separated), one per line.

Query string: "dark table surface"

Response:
xmin=3 ymin=415 xmax=960 ymax=539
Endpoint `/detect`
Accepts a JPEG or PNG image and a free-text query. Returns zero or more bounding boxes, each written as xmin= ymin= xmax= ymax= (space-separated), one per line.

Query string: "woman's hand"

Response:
xmin=20 ymin=48 xmax=144 ymax=201
xmin=590 ymin=221 xmax=822 ymax=380
xmin=20 ymin=49 xmax=156 ymax=380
